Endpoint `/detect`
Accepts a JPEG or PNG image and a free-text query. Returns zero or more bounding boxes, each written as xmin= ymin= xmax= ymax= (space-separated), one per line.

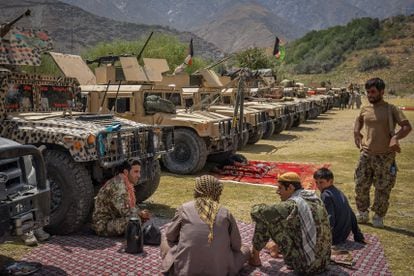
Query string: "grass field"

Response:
xmin=1 ymin=97 xmax=413 ymax=274
xmin=149 ymin=97 xmax=414 ymax=275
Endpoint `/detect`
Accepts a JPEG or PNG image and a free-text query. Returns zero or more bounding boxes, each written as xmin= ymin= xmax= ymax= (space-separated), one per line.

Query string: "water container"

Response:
xmin=125 ymin=217 xmax=144 ymax=254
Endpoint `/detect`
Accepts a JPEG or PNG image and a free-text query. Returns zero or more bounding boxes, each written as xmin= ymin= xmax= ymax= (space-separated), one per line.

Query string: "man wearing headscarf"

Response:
xmin=250 ymin=172 xmax=331 ymax=275
xmin=160 ymin=175 xmax=250 ymax=276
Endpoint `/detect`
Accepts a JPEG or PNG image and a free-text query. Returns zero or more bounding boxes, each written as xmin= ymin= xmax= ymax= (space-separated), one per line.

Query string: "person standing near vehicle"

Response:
xmin=353 ymin=77 xmax=411 ymax=228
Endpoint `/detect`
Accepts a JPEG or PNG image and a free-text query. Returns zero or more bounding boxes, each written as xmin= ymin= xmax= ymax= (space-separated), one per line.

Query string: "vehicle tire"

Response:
xmin=285 ymin=114 xmax=294 ymax=130
xmin=44 ymin=150 xmax=94 ymax=235
xmin=135 ymin=159 xmax=160 ymax=203
xmin=247 ymin=126 xmax=263 ymax=145
xmin=162 ymin=128 xmax=207 ymax=174
xmin=237 ymin=131 xmax=250 ymax=150
xmin=273 ymin=118 xmax=286 ymax=135
xmin=292 ymin=114 xmax=301 ymax=127
xmin=261 ymin=121 xmax=275 ymax=139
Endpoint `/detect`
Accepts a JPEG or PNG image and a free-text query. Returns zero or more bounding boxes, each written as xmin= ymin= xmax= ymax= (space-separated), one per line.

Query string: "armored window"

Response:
xmin=223 ymin=96 xmax=231 ymax=104
xmin=166 ymin=93 xmax=182 ymax=107
xmin=40 ymin=85 xmax=74 ymax=110
xmin=107 ymin=98 xmax=130 ymax=113
xmin=5 ymin=84 xmax=34 ymax=111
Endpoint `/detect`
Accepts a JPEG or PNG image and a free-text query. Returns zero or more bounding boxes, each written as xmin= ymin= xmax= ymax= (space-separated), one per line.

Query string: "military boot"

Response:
xmin=356 ymin=211 xmax=369 ymax=224
xmin=21 ymin=231 xmax=38 ymax=246
xmin=34 ymin=228 xmax=50 ymax=241
xmin=372 ymin=214 xmax=384 ymax=228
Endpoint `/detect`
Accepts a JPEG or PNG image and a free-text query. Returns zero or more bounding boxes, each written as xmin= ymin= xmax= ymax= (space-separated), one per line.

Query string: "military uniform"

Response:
xmin=251 ymin=196 xmax=331 ymax=275
xmin=355 ymin=101 xmax=407 ymax=217
xmin=92 ymin=174 xmax=134 ymax=236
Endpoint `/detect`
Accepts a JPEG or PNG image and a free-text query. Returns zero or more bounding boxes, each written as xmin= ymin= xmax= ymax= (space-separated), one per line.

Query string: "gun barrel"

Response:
xmin=137 ymin=31 xmax=154 ymax=60
xmin=0 ymin=9 xmax=31 ymax=38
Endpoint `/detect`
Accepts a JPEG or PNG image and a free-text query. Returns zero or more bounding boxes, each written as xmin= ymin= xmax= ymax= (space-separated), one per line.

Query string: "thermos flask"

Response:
xmin=125 ymin=217 xmax=144 ymax=254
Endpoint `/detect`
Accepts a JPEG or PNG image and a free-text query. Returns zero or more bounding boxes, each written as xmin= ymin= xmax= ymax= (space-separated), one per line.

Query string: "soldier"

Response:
xmin=92 ymin=160 xmax=151 ymax=236
xmin=249 ymin=172 xmax=331 ymax=275
xmin=354 ymin=77 xmax=412 ymax=228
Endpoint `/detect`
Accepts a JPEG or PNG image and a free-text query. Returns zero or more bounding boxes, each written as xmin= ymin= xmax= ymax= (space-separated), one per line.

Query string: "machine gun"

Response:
xmin=86 ymin=31 xmax=154 ymax=66
xmin=0 ymin=9 xmax=31 ymax=38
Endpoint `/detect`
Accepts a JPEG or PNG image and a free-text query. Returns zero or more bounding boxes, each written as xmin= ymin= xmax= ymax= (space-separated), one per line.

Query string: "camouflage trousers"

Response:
xmin=93 ymin=217 xmax=129 ymax=237
xmin=354 ymin=152 xmax=397 ymax=217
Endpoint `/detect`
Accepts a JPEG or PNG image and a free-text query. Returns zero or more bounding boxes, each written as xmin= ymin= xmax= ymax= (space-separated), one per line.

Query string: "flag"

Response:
xmin=184 ymin=38 xmax=194 ymax=66
xmin=173 ymin=38 xmax=194 ymax=75
xmin=273 ymin=36 xmax=280 ymax=58
xmin=0 ymin=27 xmax=53 ymax=66
xmin=272 ymin=36 xmax=285 ymax=61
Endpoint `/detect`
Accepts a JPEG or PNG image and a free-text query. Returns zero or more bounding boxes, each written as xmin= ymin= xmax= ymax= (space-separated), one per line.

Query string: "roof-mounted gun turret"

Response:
xmin=0 ymin=9 xmax=31 ymax=38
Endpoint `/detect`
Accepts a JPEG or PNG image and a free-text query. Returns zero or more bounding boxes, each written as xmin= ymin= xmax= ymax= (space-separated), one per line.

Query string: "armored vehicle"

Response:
xmin=52 ymin=53 xmax=235 ymax=174
xmin=162 ymin=70 xmax=269 ymax=143
xmin=0 ymin=138 xmax=50 ymax=242
xmin=0 ymin=12 xmax=173 ymax=233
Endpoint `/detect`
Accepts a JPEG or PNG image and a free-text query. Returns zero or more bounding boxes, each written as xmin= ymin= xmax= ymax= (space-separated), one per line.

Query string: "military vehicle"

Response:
xmin=0 ymin=12 xmax=174 ymax=234
xmin=162 ymin=69 xmax=270 ymax=143
xmin=51 ymin=53 xmax=235 ymax=175
xmin=0 ymin=138 xmax=50 ymax=242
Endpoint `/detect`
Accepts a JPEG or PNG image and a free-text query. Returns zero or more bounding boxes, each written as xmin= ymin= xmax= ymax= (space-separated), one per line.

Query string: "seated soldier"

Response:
xmin=250 ymin=172 xmax=331 ymax=275
xmin=314 ymin=168 xmax=365 ymax=245
xmin=161 ymin=175 xmax=250 ymax=276
xmin=92 ymin=160 xmax=150 ymax=237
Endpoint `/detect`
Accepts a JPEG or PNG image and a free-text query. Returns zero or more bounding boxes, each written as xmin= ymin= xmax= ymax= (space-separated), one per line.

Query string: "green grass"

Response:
xmin=149 ymin=98 xmax=414 ymax=275
xmin=1 ymin=98 xmax=413 ymax=274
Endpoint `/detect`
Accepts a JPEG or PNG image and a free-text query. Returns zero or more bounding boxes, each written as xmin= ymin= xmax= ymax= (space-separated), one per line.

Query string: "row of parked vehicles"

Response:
xmin=0 ymin=12 xmax=334 ymax=241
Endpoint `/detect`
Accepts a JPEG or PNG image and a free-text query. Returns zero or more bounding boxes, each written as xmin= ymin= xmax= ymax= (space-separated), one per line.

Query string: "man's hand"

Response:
xmin=249 ymin=248 xmax=262 ymax=267
xmin=354 ymin=133 xmax=363 ymax=149
xmin=389 ymin=135 xmax=401 ymax=153
xmin=139 ymin=209 xmax=151 ymax=223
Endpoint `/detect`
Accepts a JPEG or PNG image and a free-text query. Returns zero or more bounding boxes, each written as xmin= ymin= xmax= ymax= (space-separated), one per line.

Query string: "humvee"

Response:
xmin=51 ymin=53 xmax=235 ymax=174
xmin=162 ymin=70 xmax=270 ymax=143
xmin=0 ymin=138 xmax=50 ymax=242
xmin=0 ymin=64 xmax=174 ymax=234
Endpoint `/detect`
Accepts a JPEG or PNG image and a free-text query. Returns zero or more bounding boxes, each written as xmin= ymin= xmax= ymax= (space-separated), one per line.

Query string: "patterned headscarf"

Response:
xmin=194 ymin=175 xmax=223 ymax=244
xmin=121 ymin=173 xmax=136 ymax=210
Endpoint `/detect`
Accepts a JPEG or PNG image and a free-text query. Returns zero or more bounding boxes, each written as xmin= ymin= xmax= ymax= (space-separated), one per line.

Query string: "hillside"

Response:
xmin=0 ymin=0 xmax=223 ymax=59
xmin=58 ymin=0 xmax=414 ymax=52
xmin=282 ymin=15 xmax=414 ymax=95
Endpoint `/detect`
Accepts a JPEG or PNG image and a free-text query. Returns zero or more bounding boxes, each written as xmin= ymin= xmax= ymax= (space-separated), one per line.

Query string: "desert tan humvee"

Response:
xmin=50 ymin=53 xmax=236 ymax=175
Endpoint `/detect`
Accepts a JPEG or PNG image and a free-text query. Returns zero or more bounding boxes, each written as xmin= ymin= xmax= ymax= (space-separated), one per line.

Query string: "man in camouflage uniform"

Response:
xmin=249 ymin=172 xmax=331 ymax=275
xmin=92 ymin=160 xmax=150 ymax=236
xmin=354 ymin=77 xmax=411 ymax=228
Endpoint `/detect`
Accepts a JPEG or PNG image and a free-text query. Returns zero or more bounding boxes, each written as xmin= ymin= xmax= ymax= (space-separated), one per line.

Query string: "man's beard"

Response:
xmin=368 ymin=95 xmax=382 ymax=104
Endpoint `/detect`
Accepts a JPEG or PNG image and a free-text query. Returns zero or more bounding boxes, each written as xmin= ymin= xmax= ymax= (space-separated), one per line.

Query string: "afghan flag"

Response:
xmin=184 ymin=38 xmax=194 ymax=66
xmin=272 ymin=36 xmax=285 ymax=61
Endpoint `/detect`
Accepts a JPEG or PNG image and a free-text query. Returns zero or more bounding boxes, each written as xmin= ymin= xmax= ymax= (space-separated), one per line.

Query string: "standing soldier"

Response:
xmin=354 ymin=77 xmax=411 ymax=228
xmin=92 ymin=160 xmax=151 ymax=236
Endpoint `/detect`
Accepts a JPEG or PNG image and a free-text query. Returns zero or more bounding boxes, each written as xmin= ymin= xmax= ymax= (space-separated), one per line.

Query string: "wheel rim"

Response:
xmin=172 ymin=142 xmax=192 ymax=162
xmin=48 ymin=176 xmax=62 ymax=214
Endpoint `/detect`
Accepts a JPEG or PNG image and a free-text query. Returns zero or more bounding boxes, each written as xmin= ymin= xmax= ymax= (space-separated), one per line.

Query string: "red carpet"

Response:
xmin=21 ymin=222 xmax=391 ymax=275
xmin=214 ymin=161 xmax=330 ymax=190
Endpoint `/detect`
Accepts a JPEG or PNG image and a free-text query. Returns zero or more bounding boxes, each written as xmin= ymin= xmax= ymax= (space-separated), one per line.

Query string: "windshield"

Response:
xmin=40 ymin=85 xmax=74 ymax=110
xmin=5 ymin=84 xmax=34 ymax=111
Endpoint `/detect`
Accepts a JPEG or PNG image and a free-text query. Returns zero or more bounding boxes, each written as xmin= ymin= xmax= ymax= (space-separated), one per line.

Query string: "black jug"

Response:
xmin=125 ymin=217 xmax=144 ymax=254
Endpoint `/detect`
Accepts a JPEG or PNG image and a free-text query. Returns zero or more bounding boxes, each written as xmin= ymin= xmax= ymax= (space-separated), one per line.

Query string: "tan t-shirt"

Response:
xmin=359 ymin=100 xmax=407 ymax=154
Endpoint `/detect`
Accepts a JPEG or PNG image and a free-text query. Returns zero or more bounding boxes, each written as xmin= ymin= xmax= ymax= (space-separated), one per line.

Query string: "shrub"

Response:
xmin=358 ymin=53 xmax=391 ymax=72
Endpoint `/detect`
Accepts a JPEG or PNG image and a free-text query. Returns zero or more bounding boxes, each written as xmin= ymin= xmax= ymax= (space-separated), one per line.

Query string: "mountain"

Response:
xmin=0 ymin=0 xmax=224 ymax=59
xmin=58 ymin=0 xmax=414 ymax=53
xmin=195 ymin=3 xmax=307 ymax=53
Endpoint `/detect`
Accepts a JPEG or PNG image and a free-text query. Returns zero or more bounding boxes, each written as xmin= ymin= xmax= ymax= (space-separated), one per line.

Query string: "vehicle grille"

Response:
xmin=96 ymin=129 xmax=154 ymax=168
xmin=0 ymin=157 xmax=26 ymax=200
xmin=218 ymin=119 xmax=232 ymax=137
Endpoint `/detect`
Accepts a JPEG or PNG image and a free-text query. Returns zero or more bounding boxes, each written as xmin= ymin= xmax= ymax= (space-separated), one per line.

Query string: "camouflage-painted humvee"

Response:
xmin=0 ymin=69 xmax=174 ymax=234
xmin=50 ymin=53 xmax=235 ymax=175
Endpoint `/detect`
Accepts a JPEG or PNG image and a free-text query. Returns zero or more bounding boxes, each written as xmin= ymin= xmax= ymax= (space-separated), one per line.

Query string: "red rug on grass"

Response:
xmin=21 ymin=221 xmax=391 ymax=276
xmin=214 ymin=161 xmax=330 ymax=190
